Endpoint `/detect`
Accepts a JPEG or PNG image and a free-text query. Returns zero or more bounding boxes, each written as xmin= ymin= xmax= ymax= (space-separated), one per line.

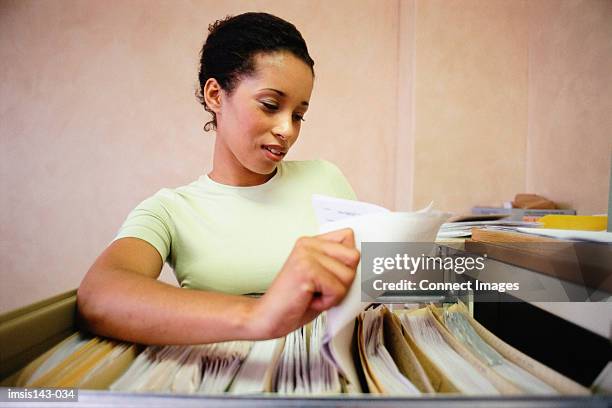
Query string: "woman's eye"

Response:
xmin=259 ymin=101 xmax=305 ymax=122
xmin=260 ymin=101 xmax=278 ymax=111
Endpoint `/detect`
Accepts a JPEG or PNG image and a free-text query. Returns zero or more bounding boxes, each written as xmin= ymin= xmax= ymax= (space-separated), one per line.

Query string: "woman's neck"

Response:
xmin=208 ymin=132 xmax=277 ymax=186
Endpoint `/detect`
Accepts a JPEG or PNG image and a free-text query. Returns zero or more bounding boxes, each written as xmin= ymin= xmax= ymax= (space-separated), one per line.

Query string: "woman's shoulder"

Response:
xmin=133 ymin=181 xmax=200 ymax=212
xmin=123 ymin=188 xmax=177 ymax=220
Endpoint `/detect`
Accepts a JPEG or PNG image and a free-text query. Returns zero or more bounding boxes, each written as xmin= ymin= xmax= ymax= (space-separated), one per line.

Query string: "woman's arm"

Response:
xmin=77 ymin=237 xmax=257 ymax=344
xmin=77 ymin=229 xmax=359 ymax=345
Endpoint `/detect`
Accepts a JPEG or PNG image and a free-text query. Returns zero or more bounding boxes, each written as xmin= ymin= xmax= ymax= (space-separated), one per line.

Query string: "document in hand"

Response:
xmin=311 ymin=195 xmax=450 ymax=393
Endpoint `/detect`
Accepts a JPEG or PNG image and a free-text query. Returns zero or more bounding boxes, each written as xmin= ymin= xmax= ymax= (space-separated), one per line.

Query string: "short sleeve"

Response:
xmin=319 ymin=160 xmax=358 ymax=200
xmin=114 ymin=191 xmax=174 ymax=263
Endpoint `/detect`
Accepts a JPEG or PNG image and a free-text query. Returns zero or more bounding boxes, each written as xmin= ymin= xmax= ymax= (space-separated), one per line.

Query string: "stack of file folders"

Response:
xmin=11 ymin=304 xmax=590 ymax=396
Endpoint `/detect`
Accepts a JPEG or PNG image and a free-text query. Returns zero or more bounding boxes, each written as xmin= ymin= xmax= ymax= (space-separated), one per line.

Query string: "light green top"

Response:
xmin=114 ymin=160 xmax=356 ymax=294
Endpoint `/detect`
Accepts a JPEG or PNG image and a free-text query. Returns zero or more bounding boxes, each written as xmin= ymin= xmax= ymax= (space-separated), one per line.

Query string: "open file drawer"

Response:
xmin=0 ymin=290 xmax=610 ymax=407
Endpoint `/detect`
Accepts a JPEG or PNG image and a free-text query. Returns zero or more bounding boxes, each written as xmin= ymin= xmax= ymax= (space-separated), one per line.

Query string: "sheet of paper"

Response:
xmin=443 ymin=308 xmax=557 ymax=395
xmin=313 ymin=195 xmax=449 ymax=392
xmin=26 ymin=333 xmax=91 ymax=386
xmin=381 ymin=307 xmax=435 ymax=393
xmin=360 ymin=307 xmax=420 ymax=395
xmin=456 ymin=303 xmax=590 ymax=395
xmin=198 ymin=342 xmax=251 ymax=393
xmin=172 ymin=347 xmax=203 ymax=393
xmin=111 ymin=342 xmax=251 ymax=394
xmin=516 ymin=227 xmax=612 ymax=243
xmin=312 ymin=194 xmax=390 ymax=224
xmin=229 ymin=338 xmax=284 ymax=394
xmin=398 ymin=310 xmax=499 ymax=395
xmin=437 ymin=221 xmax=540 ymax=239
xmin=110 ymin=346 xmax=159 ymax=391
xmin=271 ymin=314 xmax=340 ymax=395
xmin=320 ymin=210 xmax=450 ymax=340
xmin=308 ymin=313 xmax=341 ymax=394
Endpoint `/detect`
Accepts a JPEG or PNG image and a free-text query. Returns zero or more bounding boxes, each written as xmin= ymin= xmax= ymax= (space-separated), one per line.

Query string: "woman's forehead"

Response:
xmin=241 ymin=52 xmax=313 ymax=103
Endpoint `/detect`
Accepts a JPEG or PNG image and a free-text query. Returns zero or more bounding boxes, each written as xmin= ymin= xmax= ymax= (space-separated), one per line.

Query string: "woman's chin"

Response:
xmin=257 ymin=158 xmax=281 ymax=173
xmin=247 ymin=162 xmax=278 ymax=180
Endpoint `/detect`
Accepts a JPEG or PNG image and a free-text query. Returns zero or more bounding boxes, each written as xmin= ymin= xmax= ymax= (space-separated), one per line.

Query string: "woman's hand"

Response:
xmin=248 ymin=228 xmax=360 ymax=339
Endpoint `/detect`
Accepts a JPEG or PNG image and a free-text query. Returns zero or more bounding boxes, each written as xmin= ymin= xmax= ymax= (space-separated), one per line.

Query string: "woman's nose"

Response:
xmin=273 ymin=115 xmax=295 ymax=142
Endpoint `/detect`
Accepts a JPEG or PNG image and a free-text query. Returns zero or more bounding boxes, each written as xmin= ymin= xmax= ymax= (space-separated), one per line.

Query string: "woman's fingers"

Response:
xmin=296 ymin=232 xmax=359 ymax=307
xmin=317 ymin=228 xmax=356 ymax=248
xmin=305 ymin=266 xmax=347 ymax=312
xmin=299 ymin=233 xmax=360 ymax=269
xmin=311 ymin=249 xmax=356 ymax=288
xmin=254 ymin=230 xmax=361 ymax=339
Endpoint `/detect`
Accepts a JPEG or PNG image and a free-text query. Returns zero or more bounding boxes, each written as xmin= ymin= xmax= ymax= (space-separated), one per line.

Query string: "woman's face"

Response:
xmin=210 ymin=51 xmax=314 ymax=186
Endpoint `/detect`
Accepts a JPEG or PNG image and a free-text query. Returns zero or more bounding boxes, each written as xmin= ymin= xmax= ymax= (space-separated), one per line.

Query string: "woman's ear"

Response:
xmin=203 ymin=78 xmax=223 ymax=113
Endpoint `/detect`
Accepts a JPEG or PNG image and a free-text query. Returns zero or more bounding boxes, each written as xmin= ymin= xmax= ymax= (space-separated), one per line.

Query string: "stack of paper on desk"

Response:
xmin=437 ymin=221 xmax=540 ymax=239
xmin=516 ymin=227 xmax=612 ymax=243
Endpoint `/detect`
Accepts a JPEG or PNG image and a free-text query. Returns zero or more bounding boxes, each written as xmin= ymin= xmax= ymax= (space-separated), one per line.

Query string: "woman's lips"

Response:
xmin=262 ymin=144 xmax=286 ymax=162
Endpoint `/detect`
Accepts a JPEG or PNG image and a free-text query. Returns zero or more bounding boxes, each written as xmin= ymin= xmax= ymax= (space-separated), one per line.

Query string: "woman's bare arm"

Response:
xmin=77 ymin=237 xmax=257 ymax=345
xmin=77 ymin=229 xmax=359 ymax=345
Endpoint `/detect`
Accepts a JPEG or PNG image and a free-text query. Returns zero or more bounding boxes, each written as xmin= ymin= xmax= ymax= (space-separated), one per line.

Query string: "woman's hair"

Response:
xmin=196 ymin=12 xmax=314 ymax=131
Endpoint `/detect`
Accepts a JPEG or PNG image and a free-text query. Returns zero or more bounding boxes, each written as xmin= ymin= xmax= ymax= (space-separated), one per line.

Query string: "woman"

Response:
xmin=77 ymin=12 xmax=360 ymax=345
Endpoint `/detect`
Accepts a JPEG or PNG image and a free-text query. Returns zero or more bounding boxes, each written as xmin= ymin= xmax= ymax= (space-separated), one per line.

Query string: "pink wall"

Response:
xmin=410 ymin=0 xmax=528 ymax=213
xmin=405 ymin=0 xmax=612 ymax=214
xmin=526 ymin=0 xmax=612 ymax=214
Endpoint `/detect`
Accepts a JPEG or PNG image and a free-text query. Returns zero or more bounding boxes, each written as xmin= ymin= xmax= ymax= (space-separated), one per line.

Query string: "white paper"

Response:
xmin=312 ymin=195 xmax=449 ymax=392
xmin=229 ymin=338 xmax=283 ymax=394
xmin=398 ymin=312 xmax=499 ymax=395
xmin=312 ymin=194 xmax=390 ymax=224
xmin=516 ymin=227 xmax=612 ymax=243
xmin=112 ymin=342 xmax=251 ymax=394
xmin=27 ymin=333 xmax=91 ymax=385
xmin=437 ymin=221 xmax=540 ymax=239
xmin=361 ymin=307 xmax=420 ymax=395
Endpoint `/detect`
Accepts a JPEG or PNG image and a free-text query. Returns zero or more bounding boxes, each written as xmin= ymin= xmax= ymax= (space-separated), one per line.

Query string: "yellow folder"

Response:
xmin=539 ymin=215 xmax=607 ymax=231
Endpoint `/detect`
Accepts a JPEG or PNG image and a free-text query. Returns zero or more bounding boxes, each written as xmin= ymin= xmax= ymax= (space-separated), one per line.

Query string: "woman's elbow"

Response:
xmin=76 ymin=272 xmax=110 ymax=334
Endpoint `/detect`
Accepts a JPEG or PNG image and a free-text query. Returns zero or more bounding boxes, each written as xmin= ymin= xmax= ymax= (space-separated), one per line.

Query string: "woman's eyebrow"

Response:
xmin=261 ymin=88 xmax=309 ymax=107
